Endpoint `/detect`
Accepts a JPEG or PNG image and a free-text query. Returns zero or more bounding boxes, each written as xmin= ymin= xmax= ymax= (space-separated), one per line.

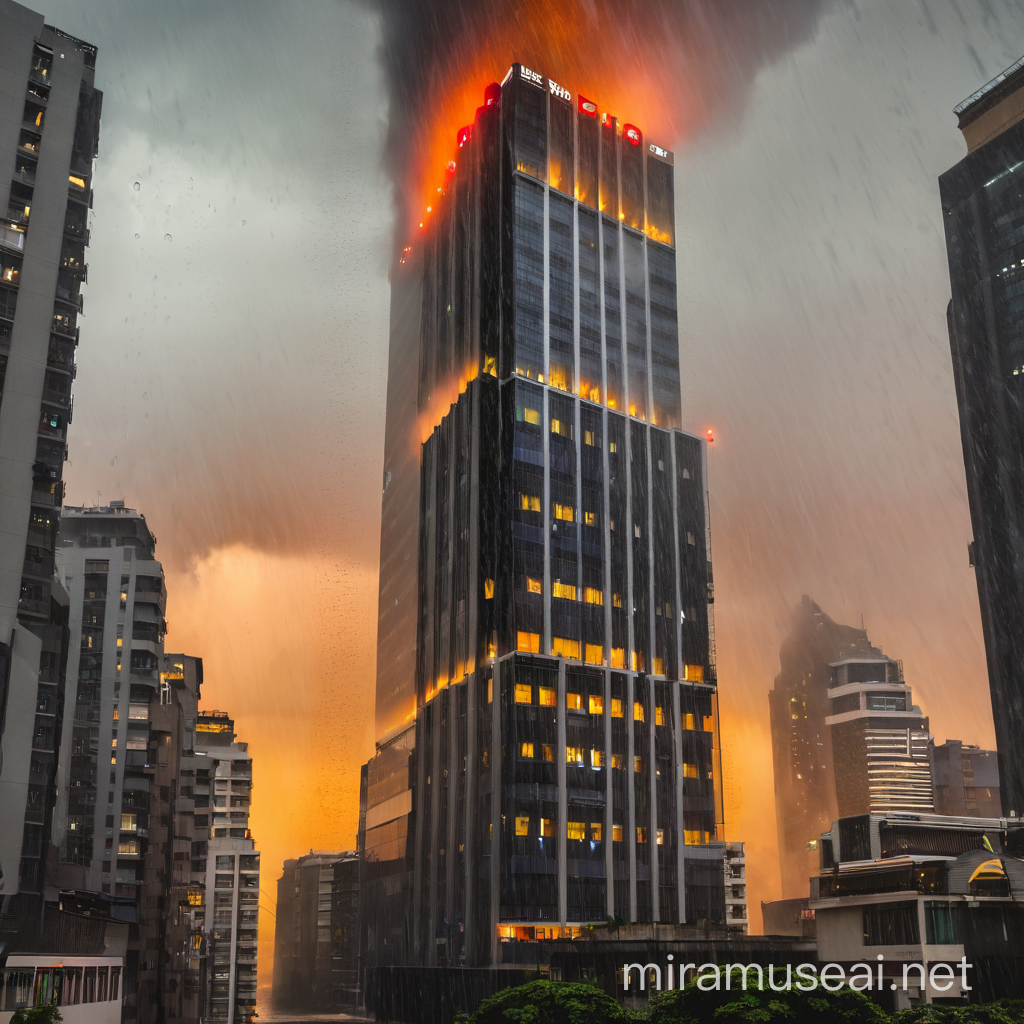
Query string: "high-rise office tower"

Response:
xmin=930 ymin=738 xmax=1001 ymax=818
xmin=768 ymin=597 xmax=875 ymax=898
xmin=193 ymin=710 xmax=260 ymax=1024
xmin=54 ymin=503 xmax=195 ymax=1023
xmin=362 ymin=63 xmax=722 ymax=972
xmin=0 ymin=2 xmax=100 ymax=920
xmin=826 ymin=651 xmax=933 ymax=817
xmin=272 ymin=851 xmax=360 ymax=1011
xmin=941 ymin=56 xmax=1024 ymax=816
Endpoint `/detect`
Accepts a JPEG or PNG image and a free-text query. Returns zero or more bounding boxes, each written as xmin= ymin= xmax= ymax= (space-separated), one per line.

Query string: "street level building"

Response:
xmin=930 ymin=739 xmax=1001 ymax=818
xmin=811 ymin=812 xmax=1024 ymax=1007
xmin=192 ymin=711 xmax=259 ymax=1024
xmin=941 ymin=55 xmax=1024 ymax=815
xmin=272 ymin=851 xmax=359 ymax=1011
xmin=0 ymin=1 xmax=101 ymax=935
xmin=361 ymin=62 xmax=724 ymax=983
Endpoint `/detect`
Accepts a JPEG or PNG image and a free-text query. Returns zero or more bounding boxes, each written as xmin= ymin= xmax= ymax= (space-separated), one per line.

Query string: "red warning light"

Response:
xmin=623 ymin=124 xmax=642 ymax=146
xmin=484 ymin=82 xmax=501 ymax=107
xmin=706 ymin=428 xmax=714 ymax=443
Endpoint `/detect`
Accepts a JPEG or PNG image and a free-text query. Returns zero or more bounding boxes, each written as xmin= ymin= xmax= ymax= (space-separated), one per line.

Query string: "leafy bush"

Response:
xmin=892 ymin=1000 xmax=1024 ymax=1024
xmin=647 ymin=967 xmax=889 ymax=1024
xmin=468 ymin=980 xmax=628 ymax=1024
xmin=11 ymin=1007 xmax=63 ymax=1024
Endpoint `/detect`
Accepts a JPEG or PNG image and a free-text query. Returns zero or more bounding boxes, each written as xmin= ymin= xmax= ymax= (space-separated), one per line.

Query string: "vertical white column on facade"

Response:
xmin=648 ymin=673 xmax=659 ymax=921
xmin=671 ymin=679 xmax=685 ymax=923
xmin=489 ymin=659 xmax=503 ymax=966
xmin=604 ymin=668 xmax=614 ymax=917
xmin=543 ymin=386 xmax=552 ymax=655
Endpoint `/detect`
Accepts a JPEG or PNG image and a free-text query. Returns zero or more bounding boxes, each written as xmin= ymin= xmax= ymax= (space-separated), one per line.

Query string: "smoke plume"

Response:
xmin=367 ymin=0 xmax=838 ymax=239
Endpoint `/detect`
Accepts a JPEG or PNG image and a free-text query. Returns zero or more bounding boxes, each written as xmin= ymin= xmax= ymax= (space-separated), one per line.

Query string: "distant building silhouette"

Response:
xmin=931 ymin=739 xmax=1001 ymax=818
xmin=769 ymin=597 xmax=882 ymax=897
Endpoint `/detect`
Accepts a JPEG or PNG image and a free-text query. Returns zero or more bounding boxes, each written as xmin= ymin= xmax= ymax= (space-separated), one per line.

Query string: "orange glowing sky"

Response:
xmin=49 ymin=0 xmax=1024 ymax=1005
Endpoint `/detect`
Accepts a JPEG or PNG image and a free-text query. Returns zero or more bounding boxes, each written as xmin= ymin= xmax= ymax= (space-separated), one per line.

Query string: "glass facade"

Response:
xmin=364 ymin=63 xmax=725 ymax=973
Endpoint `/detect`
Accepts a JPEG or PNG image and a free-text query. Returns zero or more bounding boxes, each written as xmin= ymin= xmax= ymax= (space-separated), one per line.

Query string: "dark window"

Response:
xmin=646 ymin=155 xmax=674 ymax=246
xmin=512 ymin=78 xmax=546 ymax=181
xmin=603 ymin=219 xmax=623 ymax=411
xmin=599 ymin=116 xmax=618 ymax=219
xmin=548 ymin=93 xmax=574 ymax=196
xmin=623 ymin=233 xmax=647 ymax=420
xmin=579 ymin=209 xmax=601 ymax=405
xmin=925 ymin=901 xmax=961 ymax=944
xmin=513 ymin=179 xmax=545 ymax=382
xmin=648 ymin=245 xmax=680 ymax=429
xmin=578 ymin=107 xmax=599 ymax=210
xmin=620 ymin=132 xmax=644 ymax=231
xmin=863 ymin=901 xmax=919 ymax=945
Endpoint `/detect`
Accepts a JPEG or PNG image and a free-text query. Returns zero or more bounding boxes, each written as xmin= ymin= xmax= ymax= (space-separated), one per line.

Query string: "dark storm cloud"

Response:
xmin=364 ymin=0 xmax=839 ymax=232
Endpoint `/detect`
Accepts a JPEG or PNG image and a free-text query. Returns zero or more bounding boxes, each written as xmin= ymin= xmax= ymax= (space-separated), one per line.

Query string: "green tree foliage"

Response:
xmin=11 ymin=1007 xmax=63 ymax=1024
xmin=646 ymin=967 xmax=888 ymax=1024
xmin=468 ymin=980 xmax=628 ymax=1024
xmin=891 ymin=1000 xmax=1024 ymax=1024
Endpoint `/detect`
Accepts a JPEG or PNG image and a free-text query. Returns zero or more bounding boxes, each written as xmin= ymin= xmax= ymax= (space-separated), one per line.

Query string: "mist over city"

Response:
xmin=1 ymin=1 xmax=1023 ymax=1022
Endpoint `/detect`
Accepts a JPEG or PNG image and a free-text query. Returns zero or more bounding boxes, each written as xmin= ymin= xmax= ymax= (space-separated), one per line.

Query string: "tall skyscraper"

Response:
xmin=768 ymin=597 xmax=874 ymax=897
xmin=193 ymin=710 xmax=260 ymax=1024
xmin=0 ymin=2 xmax=100 ymax=921
xmin=362 ymin=63 xmax=722 ymax=973
xmin=826 ymin=651 xmax=933 ymax=817
xmin=54 ymin=504 xmax=201 ymax=1023
xmin=941 ymin=56 xmax=1024 ymax=817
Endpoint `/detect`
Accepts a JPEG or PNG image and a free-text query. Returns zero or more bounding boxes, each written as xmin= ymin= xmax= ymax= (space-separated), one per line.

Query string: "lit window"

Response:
xmin=120 ymin=813 xmax=136 ymax=831
xmin=636 ymin=827 xmax=648 ymax=844
xmin=566 ymin=746 xmax=584 ymax=765
xmin=633 ymin=701 xmax=645 ymax=722
xmin=612 ymin=824 xmax=624 ymax=842
xmin=553 ymin=503 xmax=575 ymax=522
xmin=657 ymin=829 xmax=665 ymax=845
xmin=612 ymin=593 xmax=622 ymax=608
xmin=515 ymin=816 xmax=530 ymax=836
xmin=514 ymin=683 xmax=533 ymax=704
xmin=684 ymin=830 xmax=704 ymax=846
xmin=584 ymin=430 xmax=595 ymax=446
xmin=567 ymin=821 xmax=585 ymax=841
xmin=634 ymin=755 xmax=643 ymax=773
xmin=634 ymin=524 xmax=641 ymax=538
xmin=609 ymin=441 xmax=618 ymax=453
xmin=69 ymin=174 xmax=86 ymax=189
xmin=118 ymin=840 xmax=139 ymax=855
xmin=610 ymin=648 xmax=625 ymax=669
xmin=655 ymin=706 xmax=665 ymax=726
xmin=484 ymin=355 xmax=497 ymax=377
xmin=684 ymin=664 xmax=704 ymax=683
xmin=609 ymin=519 xmax=616 ymax=531
xmin=591 ymin=749 xmax=605 ymax=768
xmin=116 ymin=637 xmax=123 ymax=647
xmin=611 ymin=698 xmax=624 ymax=718
xmin=539 ymin=686 xmax=556 ymax=707
xmin=653 ymin=658 xmax=665 ymax=676
xmin=585 ymin=643 xmax=603 ymax=665
xmin=611 ymin=753 xmax=624 ymax=769
xmin=632 ymin=651 xmax=644 ymax=672
xmin=517 ymin=406 xmax=541 ymax=425
xmin=566 ymin=692 xmax=582 ymax=711
xmin=484 ymin=578 xmax=495 ymax=599
xmin=683 ymin=763 xmax=698 ymax=779
xmin=550 ymin=418 xmax=572 ymax=438
xmin=111 ymin=738 xmax=118 ymax=748
xmin=520 ymin=494 xmax=542 ymax=512
xmin=590 ymin=822 xmax=602 ymax=841
xmin=517 ymin=631 xmax=540 ymax=653
xmin=542 ymin=744 xmax=555 ymax=762
xmin=588 ymin=695 xmax=604 ymax=715
xmin=584 ymin=511 xmax=596 ymax=526
xmin=552 ymin=580 xmax=576 ymax=600
xmin=520 ymin=742 xmax=534 ymax=758
xmin=488 ymin=679 xmax=493 ymax=703
xmin=526 ymin=577 xmax=542 ymax=594
xmin=682 ymin=713 xmax=695 ymax=730
xmin=541 ymin=817 xmax=554 ymax=837
xmin=584 ymin=587 xmax=603 ymax=605
xmin=552 ymin=637 xmax=580 ymax=659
